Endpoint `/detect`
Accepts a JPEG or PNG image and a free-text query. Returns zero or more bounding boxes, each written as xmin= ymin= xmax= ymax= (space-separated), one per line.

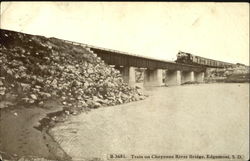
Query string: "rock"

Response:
xmin=35 ymin=85 xmax=41 ymax=89
xmin=65 ymin=111 xmax=70 ymax=115
xmin=86 ymin=99 xmax=101 ymax=108
xmin=133 ymin=94 xmax=140 ymax=101
xmin=84 ymin=82 xmax=89 ymax=88
xmin=30 ymin=94 xmax=37 ymax=100
xmin=77 ymin=100 xmax=88 ymax=108
xmin=94 ymin=102 xmax=101 ymax=108
xmin=50 ymin=79 xmax=58 ymax=88
xmin=77 ymin=95 xmax=83 ymax=100
xmin=118 ymin=98 xmax=123 ymax=104
xmin=20 ymin=83 xmax=31 ymax=91
xmin=0 ymin=87 xmax=6 ymax=95
xmin=38 ymin=101 xmax=44 ymax=105
xmin=7 ymin=69 xmax=13 ymax=75
xmin=92 ymin=96 xmax=102 ymax=103
xmin=29 ymin=99 xmax=35 ymax=104
xmin=39 ymin=92 xmax=51 ymax=98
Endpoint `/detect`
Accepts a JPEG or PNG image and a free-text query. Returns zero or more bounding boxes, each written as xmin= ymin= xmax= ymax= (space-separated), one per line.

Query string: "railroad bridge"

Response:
xmin=64 ymin=40 xmax=207 ymax=87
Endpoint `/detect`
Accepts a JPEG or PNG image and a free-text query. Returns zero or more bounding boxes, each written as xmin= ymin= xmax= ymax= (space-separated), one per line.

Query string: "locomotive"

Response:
xmin=175 ymin=51 xmax=235 ymax=68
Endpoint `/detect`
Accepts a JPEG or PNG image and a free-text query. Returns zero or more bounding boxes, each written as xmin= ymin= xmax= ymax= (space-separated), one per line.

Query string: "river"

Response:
xmin=49 ymin=83 xmax=249 ymax=161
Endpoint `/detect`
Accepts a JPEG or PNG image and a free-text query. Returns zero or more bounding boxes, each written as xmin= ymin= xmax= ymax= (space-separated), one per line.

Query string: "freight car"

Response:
xmin=175 ymin=51 xmax=235 ymax=68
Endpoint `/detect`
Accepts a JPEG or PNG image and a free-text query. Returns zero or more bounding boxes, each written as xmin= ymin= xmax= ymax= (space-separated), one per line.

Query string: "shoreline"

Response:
xmin=0 ymin=102 xmax=71 ymax=161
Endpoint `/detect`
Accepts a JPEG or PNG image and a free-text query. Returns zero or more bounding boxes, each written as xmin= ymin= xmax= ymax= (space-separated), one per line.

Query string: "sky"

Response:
xmin=1 ymin=2 xmax=249 ymax=65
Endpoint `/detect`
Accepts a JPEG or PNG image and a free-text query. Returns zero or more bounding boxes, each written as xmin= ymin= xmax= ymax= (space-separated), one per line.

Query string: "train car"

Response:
xmin=175 ymin=51 xmax=235 ymax=68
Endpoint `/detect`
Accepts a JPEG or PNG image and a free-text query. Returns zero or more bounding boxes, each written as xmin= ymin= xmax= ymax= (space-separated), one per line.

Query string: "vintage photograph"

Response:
xmin=0 ymin=2 xmax=249 ymax=161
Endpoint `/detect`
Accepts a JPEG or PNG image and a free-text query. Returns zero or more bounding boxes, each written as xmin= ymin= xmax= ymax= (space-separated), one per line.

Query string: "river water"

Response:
xmin=50 ymin=83 xmax=249 ymax=161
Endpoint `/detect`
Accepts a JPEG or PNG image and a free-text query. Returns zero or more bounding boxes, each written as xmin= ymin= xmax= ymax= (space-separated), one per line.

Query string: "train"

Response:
xmin=175 ymin=51 xmax=235 ymax=68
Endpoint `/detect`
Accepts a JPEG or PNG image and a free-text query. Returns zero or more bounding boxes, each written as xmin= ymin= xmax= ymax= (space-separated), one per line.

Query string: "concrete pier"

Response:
xmin=182 ymin=71 xmax=194 ymax=84
xmin=144 ymin=69 xmax=164 ymax=86
xmin=117 ymin=66 xmax=136 ymax=87
xmin=195 ymin=72 xmax=205 ymax=83
xmin=116 ymin=66 xmax=203 ymax=87
xmin=166 ymin=70 xmax=181 ymax=86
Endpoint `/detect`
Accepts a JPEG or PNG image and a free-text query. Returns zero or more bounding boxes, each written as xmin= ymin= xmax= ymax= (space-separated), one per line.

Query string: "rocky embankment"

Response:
xmin=0 ymin=29 xmax=145 ymax=112
xmin=0 ymin=29 xmax=146 ymax=160
xmin=205 ymin=65 xmax=249 ymax=83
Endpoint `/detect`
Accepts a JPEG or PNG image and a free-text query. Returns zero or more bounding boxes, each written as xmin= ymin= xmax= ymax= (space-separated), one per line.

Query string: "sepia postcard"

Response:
xmin=0 ymin=2 xmax=249 ymax=161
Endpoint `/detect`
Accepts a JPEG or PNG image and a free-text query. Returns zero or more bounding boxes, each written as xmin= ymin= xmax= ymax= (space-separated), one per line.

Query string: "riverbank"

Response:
xmin=0 ymin=95 xmax=146 ymax=161
xmin=0 ymin=100 xmax=71 ymax=161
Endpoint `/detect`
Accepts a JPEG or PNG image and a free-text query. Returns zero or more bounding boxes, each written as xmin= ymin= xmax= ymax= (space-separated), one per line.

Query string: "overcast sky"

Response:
xmin=1 ymin=2 xmax=249 ymax=65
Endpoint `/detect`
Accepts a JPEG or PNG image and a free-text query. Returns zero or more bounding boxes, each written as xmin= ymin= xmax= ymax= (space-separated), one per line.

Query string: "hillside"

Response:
xmin=0 ymin=29 xmax=145 ymax=112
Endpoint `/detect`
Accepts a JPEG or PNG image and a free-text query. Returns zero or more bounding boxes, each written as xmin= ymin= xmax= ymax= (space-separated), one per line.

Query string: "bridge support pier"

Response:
xmin=195 ymin=72 xmax=205 ymax=83
xmin=117 ymin=66 xmax=136 ymax=87
xmin=166 ymin=70 xmax=181 ymax=86
xmin=182 ymin=71 xmax=194 ymax=84
xmin=144 ymin=69 xmax=164 ymax=86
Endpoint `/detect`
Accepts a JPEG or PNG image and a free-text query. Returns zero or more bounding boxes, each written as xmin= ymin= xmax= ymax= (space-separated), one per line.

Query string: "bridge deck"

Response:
xmin=63 ymin=39 xmax=205 ymax=72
